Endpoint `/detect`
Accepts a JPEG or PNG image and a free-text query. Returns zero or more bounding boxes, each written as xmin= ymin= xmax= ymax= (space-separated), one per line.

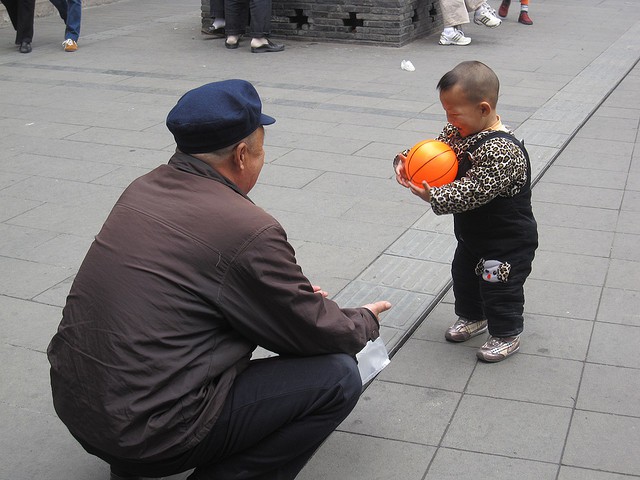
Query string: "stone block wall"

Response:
xmin=200 ymin=0 xmax=443 ymax=47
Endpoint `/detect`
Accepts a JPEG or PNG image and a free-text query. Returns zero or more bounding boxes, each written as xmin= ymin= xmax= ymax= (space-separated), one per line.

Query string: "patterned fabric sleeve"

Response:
xmin=430 ymin=136 xmax=528 ymax=215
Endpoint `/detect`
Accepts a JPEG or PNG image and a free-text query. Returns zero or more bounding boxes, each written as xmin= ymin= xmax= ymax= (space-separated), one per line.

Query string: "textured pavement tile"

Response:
xmin=442 ymin=396 xmax=571 ymax=463
xmin=293 ymin=241 xmax=383 ymax=281
xmin=298 ymin=431 xmax=434 ymax=480
xmin=377 ymin=338 xmax=477 ymax=392
xmin=341 ymin=380 xmax=459 ymax=445
xmin=358 ymin=255 xmax=451 ymax=295
xmin=332 ymin=281 xmax=436 ymax=332
xmin=426 ymin=448 xmax=558 ymax=480
xmin=597 ymin=288 xmax=640 ymax=326
xmin=588 ymin=322 xmax=640 ymax=368
xmin=563 ymin=411 xmax=640 ymax=476
xmin=32 ymin=276 xmax=75 ymax=308
xmin=467 ymin=354 xmax=582 ymax=407
xmin=537 ymin=224 xmax=614 ymax=257
xmin=520 ymin=313 xmax=592 ymax=361
xmin=0 ymin=223 xmax=59 ymax=258
xmin=577 ymin=363 xmax=640 ymax=417
xmin=530 ymin=250 xmax=610 ymax=286
xmin=387 ymin=229 xmax=456 ymax=263
xmin=524 ymin=279 xmax=601 ymax=320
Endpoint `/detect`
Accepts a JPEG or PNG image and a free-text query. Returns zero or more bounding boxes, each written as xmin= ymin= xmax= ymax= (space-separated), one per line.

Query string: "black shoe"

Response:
xmin=19 ymin=41 xmax=32 ymax=53
xmin=251 ymin=39 xmax=284 ymax=53
xmin=225 ymin=38 xmax=239 ymax=49
xmin=202 ymin=26 xmax=225 ymax=38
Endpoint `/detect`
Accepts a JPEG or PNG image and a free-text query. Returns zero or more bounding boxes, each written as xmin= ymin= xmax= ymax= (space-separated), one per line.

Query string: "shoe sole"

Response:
xmin=474 ymin=18 xmax=501 ymax=28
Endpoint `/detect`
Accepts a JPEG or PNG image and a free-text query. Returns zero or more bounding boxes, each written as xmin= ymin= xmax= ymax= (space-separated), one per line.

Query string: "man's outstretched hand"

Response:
xmin=363 ymin=301 xmax=392 ymax=319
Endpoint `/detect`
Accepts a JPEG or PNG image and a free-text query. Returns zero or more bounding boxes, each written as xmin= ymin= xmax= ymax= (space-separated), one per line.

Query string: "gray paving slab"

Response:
xmin=1 ymin=0 xmax=640 ymax=478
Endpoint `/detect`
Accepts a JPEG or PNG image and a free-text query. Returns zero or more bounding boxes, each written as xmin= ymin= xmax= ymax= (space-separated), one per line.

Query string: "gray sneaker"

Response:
xmin=477 ymin=335 xmax=520 ymax=362
xmin=445 ymin=317 xmax=488 ymax=342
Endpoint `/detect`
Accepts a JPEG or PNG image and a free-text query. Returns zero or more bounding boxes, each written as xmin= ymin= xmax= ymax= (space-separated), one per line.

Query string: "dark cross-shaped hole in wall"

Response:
xmin=343 ymin=12 xmax=363 ymax=32
xmin=429 ymin=2 xmax=438 ymax=21
xmin=412 ymin=9 xmax=419 ymax=23
xmin=289 ymin=9 xmax=309 ymax=30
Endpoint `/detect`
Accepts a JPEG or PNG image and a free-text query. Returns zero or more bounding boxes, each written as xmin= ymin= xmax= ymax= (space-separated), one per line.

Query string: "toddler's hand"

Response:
xmin=410 ymin=180 xmax=432 ymax=203
xmin=393 ymin=152 xmax=411 ymax=188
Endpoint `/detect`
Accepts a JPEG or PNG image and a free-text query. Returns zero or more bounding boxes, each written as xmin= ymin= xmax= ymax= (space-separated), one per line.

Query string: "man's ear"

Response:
xmin=232 ymin=142 xmax=248 ymax=170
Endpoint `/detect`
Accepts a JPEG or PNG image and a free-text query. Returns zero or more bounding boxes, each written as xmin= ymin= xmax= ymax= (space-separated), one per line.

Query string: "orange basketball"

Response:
xmin=404 ymin=139 xmax=458 ymax=187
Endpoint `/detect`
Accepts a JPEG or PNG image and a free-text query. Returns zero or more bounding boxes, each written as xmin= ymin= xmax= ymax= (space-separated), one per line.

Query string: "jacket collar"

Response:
xmin=168 ymin=151 xmax=253 ymax=202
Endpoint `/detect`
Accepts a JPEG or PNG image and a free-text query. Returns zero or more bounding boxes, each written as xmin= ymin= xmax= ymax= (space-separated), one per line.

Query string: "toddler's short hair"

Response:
xmin=437 ymin=61 xmax=500 ymax=107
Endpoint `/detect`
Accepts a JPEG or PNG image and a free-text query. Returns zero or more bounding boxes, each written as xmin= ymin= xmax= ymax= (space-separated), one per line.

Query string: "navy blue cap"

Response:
xmin=166 ymin=79 xmax=275 ymax=154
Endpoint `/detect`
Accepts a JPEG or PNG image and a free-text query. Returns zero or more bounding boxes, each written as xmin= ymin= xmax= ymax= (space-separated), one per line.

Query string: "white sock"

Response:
xmin=226 ymin=35 xmax=239 ymax=44
xmin=212 ymin=18 xmax=225 ymax=29
xmin=251 ymin=37 xmax=268 ymax=47
xmin=443 ymin=27 xmax=456 ymax=35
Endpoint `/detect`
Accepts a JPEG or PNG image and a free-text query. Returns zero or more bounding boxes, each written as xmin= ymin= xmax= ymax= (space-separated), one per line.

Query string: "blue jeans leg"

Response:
xmin=64 ymin=0 xmax=81 ymax=41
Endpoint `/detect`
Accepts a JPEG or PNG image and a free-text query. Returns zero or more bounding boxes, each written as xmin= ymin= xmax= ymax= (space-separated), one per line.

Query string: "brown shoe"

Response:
xmin=518 ymin=11 xmax=533 ymax=25
xmin=498 ymin=0 xmax=510 ymax=18
xmin=445 ymin=317 xmax=488 ymax=342
xmin=477 ymin=335 xmax=520 ymax=362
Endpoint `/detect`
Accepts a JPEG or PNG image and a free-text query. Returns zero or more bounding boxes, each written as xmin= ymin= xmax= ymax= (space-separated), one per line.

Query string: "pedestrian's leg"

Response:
xmin=518 ymin=0 xmax=533 ymax=24
xmin=64 ymin=0 xmax=81 ymax=41
xmin=16 ymin=0 xmax=35 ymax=43
xmin=1 ymin=0 xmax=20 ymax=32
xmin=224 ymin=0 xmax=247 ymax=46
xmin=48 ymin=0 xmax=67 ymax=21
xmin=187 ymin=354 xmax=362 ymax=480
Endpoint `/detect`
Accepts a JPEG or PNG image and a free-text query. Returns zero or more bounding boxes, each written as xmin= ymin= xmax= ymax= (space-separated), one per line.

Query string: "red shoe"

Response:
xmin=518 ymin=11 xmax=533 ymax=25
xmin=498 ymin=0 xmax=510 ymax=18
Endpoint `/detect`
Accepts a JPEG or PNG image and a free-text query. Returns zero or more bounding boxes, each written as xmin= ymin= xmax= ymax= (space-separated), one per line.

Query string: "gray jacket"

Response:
xmin=47 ymin=152 xmax=379 ymax=461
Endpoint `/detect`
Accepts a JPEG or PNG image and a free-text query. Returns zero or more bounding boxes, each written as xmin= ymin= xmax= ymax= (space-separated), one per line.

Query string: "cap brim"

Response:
xmin=260 ymin=113 xmax=276 ymax=126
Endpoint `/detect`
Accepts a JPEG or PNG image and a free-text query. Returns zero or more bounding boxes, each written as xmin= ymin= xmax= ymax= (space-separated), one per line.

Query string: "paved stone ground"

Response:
xmin=1 ymin=0 xmax=639 ymax=479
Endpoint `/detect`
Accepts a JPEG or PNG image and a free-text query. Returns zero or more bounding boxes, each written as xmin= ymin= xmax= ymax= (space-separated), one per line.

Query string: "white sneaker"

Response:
xmin=439 ymin=28 xmax=471 ymax=46
xmin=474 ymin=2 xmax=502 ymax=28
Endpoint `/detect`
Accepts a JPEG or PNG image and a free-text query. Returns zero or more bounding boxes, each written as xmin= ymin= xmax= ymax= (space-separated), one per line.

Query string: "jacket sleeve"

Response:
xmin=430 ymin=137 xmax=528 ymax=215
xmin=217 ymin=223 xmax=380 ymax=356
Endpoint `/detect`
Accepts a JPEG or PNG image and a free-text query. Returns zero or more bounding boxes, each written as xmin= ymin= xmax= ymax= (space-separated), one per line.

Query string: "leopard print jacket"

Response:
xmin=429 ymin=123 xmax=528 ymax=216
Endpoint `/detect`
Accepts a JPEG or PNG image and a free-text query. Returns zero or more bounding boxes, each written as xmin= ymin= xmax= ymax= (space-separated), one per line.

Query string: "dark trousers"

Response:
xmin=209 ymin=0 xmax=224 ymax=18
xmin=452 ymin=238 xmax=535 ymax=337
xmin=225 ymin=0 xmax=272 ymax=38
xmin=105 ymin=354 xmax=361 ymax=480
xmin=1 ymin=0 xmax=36 ymax=43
